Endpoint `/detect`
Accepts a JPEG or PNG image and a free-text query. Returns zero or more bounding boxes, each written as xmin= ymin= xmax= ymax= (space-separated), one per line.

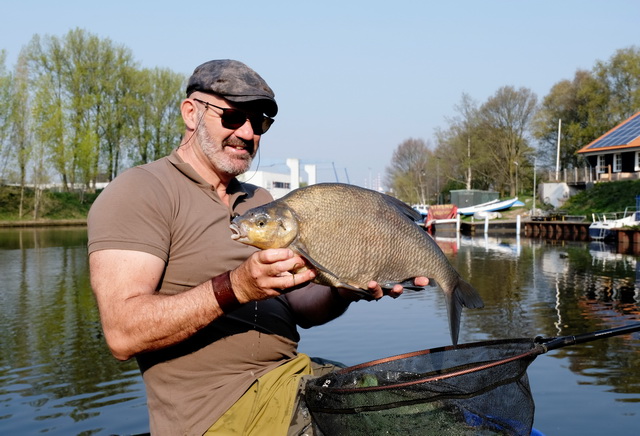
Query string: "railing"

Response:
xmin=546 ymin=167 xmax=640 ymax=184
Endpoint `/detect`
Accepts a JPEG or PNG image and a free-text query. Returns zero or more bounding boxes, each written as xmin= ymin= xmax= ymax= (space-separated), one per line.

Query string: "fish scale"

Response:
xmin=230 ymin=183 xmax=484 ymax=345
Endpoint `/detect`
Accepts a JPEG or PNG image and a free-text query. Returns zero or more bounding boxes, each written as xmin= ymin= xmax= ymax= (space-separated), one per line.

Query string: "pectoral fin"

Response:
xmin=293 ymin=245 xmax=374 ymax=300
xmin=379 ymin=278 xmax=431 ymax=292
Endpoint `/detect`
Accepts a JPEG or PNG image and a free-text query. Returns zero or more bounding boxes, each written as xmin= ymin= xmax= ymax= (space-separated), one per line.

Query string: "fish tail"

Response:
xmin=444 ymin=278 xmax=484 ymax=346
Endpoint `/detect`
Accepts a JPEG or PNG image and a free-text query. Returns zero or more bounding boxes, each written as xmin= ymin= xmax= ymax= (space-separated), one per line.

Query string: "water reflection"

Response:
xmin=1 ymin=229 xmax=639 ymax=435
xmin=0 ymin=227 xmax=147 ymax=436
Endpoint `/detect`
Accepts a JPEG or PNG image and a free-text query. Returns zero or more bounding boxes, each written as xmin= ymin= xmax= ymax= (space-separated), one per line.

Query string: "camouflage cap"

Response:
xmin=186 ymin=59 xmax=278 ymax=117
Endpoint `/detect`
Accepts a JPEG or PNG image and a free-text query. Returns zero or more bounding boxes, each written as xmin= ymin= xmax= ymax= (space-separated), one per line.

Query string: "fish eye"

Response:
xmin=254 ymin=214 xmax=269 ymax=228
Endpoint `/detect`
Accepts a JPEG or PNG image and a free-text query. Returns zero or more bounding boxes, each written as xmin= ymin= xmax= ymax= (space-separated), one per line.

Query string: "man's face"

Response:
xmin=192 ymin=93 xmax=262 ymax=177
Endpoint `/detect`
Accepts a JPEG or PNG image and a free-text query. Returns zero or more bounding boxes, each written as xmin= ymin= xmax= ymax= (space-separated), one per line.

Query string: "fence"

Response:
xmin=547 ymin=167 xmax=640 ymax=185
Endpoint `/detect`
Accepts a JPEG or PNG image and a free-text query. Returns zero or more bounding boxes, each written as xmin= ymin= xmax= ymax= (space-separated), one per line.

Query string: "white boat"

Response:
xmin=457 ymin=197 xmax=523 ymax=216
xmin=588 ymin=209 xmax=640 ymax=240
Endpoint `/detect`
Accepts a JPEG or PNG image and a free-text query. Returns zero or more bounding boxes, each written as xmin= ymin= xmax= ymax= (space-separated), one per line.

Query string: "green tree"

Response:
xmin=28 ymin=33 xmax=72 ymax=191
xmin=27 ymin=29 xmax=139 ymax=191
xmin=128 ymin=67 xmax=185 ymax=165
xmin=594 ymin=46 xmax=640 ymax=121
xmin=0 ymin=50 xmax=11 ymax=180
xmin=434 ymin=93 xmax=496 ymax=192
xmin=533 ymin=46 xmax=640 ymax=172
xmin=9 ymin=50 xmax=34 ymax=217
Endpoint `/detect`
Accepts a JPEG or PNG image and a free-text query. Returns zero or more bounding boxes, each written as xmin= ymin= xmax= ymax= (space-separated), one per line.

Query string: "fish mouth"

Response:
xmin=229 ymin=223 xmax=245 ymax=241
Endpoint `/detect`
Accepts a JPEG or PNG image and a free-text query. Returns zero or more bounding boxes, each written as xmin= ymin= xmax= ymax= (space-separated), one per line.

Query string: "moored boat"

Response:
xmin=457 ymin=197 xmax=523 ymax=216
xmin=588 ymin=209 xmax=640 ymax=240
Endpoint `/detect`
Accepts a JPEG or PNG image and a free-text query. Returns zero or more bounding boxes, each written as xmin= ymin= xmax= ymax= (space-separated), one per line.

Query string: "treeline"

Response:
xmin=0 ymin=28 xmax=185 ymax=218
xmin=387 ymin=46 xmax=640 ymax=205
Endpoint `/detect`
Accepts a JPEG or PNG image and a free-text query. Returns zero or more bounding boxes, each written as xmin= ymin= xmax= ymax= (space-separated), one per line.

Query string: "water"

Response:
xmin=1 ymin=228 xmax=639 ymax=435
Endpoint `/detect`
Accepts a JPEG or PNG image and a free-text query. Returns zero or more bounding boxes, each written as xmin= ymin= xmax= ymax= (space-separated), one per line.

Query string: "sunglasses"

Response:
xmin=192 ymin=98 xmax=274 ymax=135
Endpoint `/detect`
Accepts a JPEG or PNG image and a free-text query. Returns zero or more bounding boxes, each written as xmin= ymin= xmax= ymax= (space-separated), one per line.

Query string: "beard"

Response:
xmin=196 ymin=117 xmax=256 ymax=177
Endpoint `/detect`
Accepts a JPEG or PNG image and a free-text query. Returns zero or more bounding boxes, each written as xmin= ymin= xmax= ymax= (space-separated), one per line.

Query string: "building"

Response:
xmin=237 ymin=158 xmax=317 ymax=199
xmin=577 ymin=111 xmax=640 ymax=181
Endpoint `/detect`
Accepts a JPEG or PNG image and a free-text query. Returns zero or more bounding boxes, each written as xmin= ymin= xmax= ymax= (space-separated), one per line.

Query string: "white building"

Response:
xmin=237 ymin=158 xmax=317 ymax=199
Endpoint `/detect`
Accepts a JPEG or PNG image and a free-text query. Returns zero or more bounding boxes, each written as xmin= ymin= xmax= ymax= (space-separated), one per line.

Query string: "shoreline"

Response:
xmin=0 ymin=219 xmax=87 ymax=228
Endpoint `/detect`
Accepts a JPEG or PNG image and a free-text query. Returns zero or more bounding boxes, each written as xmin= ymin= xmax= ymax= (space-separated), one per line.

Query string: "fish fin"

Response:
xmin=444 ymin=279 xmax=484 ymax=346
xmin=457 ymin=278 xmax=484 ymax=309
xmin=335 ymin=284 xmax=376 ymax=301
xmin=294 ymin=245 xmax=334 ymax=276
xmin=379 ymin=279 xmax=430 ymax=292
xmin=383 ymin=194 xmax=423 ymax=221
xmin=294 ymin=245 xmax=374 ymax=300
xmin=444 ymin=289 xmax=462 ymax=346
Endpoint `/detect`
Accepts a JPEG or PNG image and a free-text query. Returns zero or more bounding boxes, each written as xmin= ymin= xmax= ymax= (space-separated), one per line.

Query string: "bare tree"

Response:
xmin=386 ymin=138 xmax=434 ymax=204
xmin=477 ymin=86 xmax=537 ymax=196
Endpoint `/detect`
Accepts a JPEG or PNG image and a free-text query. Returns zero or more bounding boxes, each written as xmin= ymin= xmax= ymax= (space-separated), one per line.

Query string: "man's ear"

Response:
xmin=180 ymin=99 xmax=199 ymax=131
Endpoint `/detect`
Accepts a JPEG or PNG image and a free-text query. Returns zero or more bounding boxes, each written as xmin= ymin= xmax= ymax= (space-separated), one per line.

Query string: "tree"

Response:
xmin=9 ymin=50 xmax=34 ymax=217
xmin=27 ymin=29 xmax=140 ymax=191
xmin=434 ymin=93 xmax=496 ymax=192
xmin=386 ymin=138 xmax=434 ymax=204
xmin=128 ymin=67 xmax=185 ymax=165
xmin=594 ymin=46 xmax=640 ymax=121
xmin=476 ymin=86 xmax=537 ymax=196
xmin=533 ymin=45 xmax=640 ymax=172
xmin=531 ymin=70 xmax=602 ymax=169
xmin=0 ymin=50 xmax=11 ymax=180
xmin=28 ymin=33 xmax=73 ymax=191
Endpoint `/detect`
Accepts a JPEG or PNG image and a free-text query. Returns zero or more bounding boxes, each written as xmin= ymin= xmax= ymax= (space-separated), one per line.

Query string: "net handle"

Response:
xmin=539 ymin=322 xmax=640 ymax=352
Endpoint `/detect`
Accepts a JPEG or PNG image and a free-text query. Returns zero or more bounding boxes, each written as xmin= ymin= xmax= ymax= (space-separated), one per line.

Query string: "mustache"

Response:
xmin=223 ymin=138 xmax=255 ymax=155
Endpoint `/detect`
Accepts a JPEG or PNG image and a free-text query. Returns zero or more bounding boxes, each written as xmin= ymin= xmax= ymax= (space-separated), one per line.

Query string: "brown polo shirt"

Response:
xmin=88 ymin=150 xmax=301 ymax=435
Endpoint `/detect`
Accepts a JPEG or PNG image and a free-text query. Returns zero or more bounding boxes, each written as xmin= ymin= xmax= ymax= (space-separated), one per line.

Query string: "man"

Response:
xmin=88 ymin=59 xmax=426 ymax=435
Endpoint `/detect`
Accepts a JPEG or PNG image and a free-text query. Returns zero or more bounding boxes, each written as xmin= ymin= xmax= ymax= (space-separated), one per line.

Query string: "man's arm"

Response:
xmin=90 ymin=248 xmax=315 ymax=360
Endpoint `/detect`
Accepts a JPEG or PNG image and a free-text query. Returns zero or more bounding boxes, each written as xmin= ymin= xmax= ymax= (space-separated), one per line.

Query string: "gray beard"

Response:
xmin=196 ymin=122 xmax=254 ymax=177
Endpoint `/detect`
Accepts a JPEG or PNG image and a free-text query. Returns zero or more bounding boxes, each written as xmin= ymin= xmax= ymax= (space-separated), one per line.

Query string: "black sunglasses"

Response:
xmin=192 ymin=98 xmax=274 ymax=135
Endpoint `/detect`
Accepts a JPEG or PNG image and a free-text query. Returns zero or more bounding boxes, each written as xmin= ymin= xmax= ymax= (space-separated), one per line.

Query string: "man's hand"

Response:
xmin=230 ymin=248 xmax=317 ymax=303
xmin=335 ymin=276 xmax=430 ymax=301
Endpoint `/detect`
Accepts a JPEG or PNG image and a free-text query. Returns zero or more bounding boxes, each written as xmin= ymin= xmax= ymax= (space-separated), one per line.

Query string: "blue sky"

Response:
xmin=2 ymin=0 xmax=639 ymax=189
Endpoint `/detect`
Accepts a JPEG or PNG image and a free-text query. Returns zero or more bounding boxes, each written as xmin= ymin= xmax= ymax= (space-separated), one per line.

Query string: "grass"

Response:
xmin=560 ymin=180 xmax=640 ymax=216
xmin=0 ymin=186 xmax=98 ymax=221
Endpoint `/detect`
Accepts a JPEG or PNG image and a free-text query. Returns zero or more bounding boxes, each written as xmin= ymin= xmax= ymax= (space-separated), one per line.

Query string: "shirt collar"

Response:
xmin=167 ymin=149 xmax=249 ymax=204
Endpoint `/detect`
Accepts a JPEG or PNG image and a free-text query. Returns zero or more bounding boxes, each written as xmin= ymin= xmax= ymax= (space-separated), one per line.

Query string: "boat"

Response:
xmin=457 ymin=197 xmax=523 ymax=216
xmin=424 ymin=204 xmax=458 ymax=233
xmin=588 ymin=209 xmax=640 ymax=240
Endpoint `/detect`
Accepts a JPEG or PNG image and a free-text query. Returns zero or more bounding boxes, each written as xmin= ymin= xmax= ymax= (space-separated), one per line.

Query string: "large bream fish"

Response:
xmin=229 ymin=183 xmax=483 ymax=345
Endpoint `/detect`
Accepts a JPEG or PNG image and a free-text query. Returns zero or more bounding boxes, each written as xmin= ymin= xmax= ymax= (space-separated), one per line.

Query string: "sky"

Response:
xmin=1 ymin=0 xmax=639 ymax=190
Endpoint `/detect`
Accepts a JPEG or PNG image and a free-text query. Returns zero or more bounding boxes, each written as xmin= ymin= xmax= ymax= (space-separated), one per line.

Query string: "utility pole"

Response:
xmin=533 ymin=158 xmax=537 ymax=215
xmin=466 ymin=137 xmax=472 ymax=190
xmin=555 ymin=119 xmax=562 ymax=181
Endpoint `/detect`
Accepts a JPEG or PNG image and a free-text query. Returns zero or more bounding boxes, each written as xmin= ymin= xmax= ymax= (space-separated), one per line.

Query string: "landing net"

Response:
xmin=304 ymin=338 xmax=543 ymax=436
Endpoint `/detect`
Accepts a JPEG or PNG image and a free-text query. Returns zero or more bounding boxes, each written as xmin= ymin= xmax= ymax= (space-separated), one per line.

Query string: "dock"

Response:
xmin=522 ymin=220 xmax=590 ymax=241
xmin=429 ymin=217 xmax=640 ymax=254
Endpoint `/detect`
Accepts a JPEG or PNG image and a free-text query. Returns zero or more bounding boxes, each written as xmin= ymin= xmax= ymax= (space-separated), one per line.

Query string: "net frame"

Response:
xmin=304 ymin=338 xmax=543 ymax=435
xmin=303 ymin=324 xmax=640 ymax=436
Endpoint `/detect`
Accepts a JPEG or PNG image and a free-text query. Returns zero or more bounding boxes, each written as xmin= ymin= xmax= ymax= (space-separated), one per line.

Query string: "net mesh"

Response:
xmin=304 ymin=338 xmax=544 ymax=436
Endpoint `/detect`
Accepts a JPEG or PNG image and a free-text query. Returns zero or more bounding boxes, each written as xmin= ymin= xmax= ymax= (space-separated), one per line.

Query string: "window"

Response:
xmin=597 ymin=155 xmax=606 ymax=173
xmin=613 ymin=153 xmax=622 ymax=172
xmin=273 ymin=181 xmax=290 ymax=189
xmin=635 ymin=152 xmax=640 ymax=171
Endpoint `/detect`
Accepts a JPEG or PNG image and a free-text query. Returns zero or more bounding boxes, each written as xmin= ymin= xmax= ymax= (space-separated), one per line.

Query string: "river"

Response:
xmin=0 ymin=228 xmax=638 ymax=435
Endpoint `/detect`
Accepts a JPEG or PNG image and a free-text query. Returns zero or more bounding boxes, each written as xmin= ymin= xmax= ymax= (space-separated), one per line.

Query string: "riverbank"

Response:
xmin=0 ymin=186 xmax=96 ymax=223
xmin=0 ymin=219 xmax=87 ymax=228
